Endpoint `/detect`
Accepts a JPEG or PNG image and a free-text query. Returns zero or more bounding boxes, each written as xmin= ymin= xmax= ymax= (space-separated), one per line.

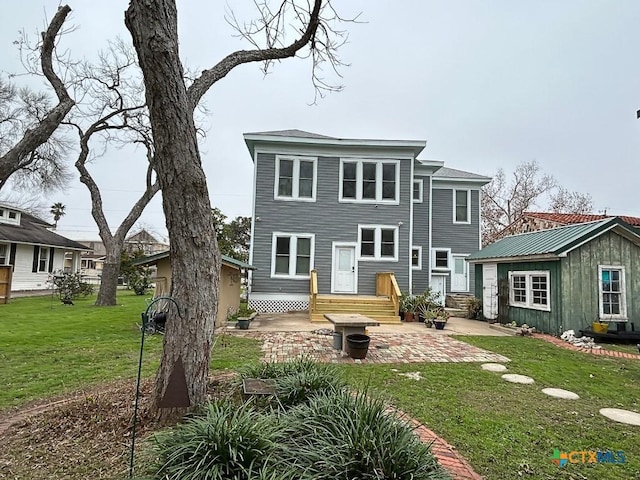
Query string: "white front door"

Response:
xmin=333 ymin=245 xmax=356 ymax=293
xmin=451 ymin=255 xmax=468 ymax=292
xmin=482 ymin=263 xmax=498 ymax=320
xmin=431 ymin=275 xmax=446 ymax=306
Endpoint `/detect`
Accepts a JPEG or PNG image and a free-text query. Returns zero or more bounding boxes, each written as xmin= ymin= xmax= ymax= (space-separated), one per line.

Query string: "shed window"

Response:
xmin=508 ymin=271 xmax=550 ymax=311
xmin=598 ymin=266 xmax=627 ymax=320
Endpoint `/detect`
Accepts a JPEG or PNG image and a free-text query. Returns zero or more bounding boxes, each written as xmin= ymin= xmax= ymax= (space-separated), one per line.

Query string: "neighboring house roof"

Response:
xmin=523 ymin=211 xmax=640 ymax=226
xmin=0 ymin=208 xmax=88 ymax=250
xmin=468 ymin=218 xmax=640 ymax=263
xmin=132 ymin=250 xmax=255 ymax=270
xmin=126 ymin=229 xmax=161 ymax=243
xmin=432 ymin=166 xmax=492 ymax=182
xmin=243 ymin=129 xmax=427 ymax=158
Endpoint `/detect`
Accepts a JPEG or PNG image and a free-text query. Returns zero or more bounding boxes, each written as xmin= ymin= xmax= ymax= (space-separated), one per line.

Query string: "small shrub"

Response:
xmin=269 ymin=390 xmax=451 ymax=479
xmin=239 ymin=357 xmax=346 ymax=409
xmin=151 ymin=400 xmax=276 ymax=480
xmin=467 ymin=297 xmax=483 ymax=320
xmin=52 ymin=272 xmax=94 ymax=302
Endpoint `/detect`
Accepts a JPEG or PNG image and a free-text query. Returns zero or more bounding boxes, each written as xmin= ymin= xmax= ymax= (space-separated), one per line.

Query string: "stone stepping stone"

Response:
xmin=599 ymin=408 xmax=640 ymax=426
xmin=481 ymin=363 xmax=508 ymax=372
xmin=542 ymin=388 xmax=579 ymax=400
xmin=502 ymin=373 xmax=534 ymax=384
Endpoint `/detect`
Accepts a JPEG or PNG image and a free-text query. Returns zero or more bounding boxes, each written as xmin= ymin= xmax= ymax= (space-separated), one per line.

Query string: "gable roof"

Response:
xmin=0 ymin=208 xmax=88 ymax=250
xmin=132 ymin=250 xmax=255 ymax=270
xmin=126 ymin=229 xmax=162 ymax=244
xmin=243 ymin=129 xmax=427 ymax=158
xmin=468 ymin=218 xmax=640 ymax=263
xmin=523 ymin=211 xmax=640 ymax=226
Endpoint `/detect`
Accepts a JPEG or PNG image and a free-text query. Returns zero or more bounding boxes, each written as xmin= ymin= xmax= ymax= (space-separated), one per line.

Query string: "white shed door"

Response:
xmin=482 ymin=263 xmax=498 ymax=320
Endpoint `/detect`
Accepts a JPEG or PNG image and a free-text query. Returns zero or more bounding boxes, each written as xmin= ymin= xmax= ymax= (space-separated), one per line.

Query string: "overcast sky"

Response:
xmin=2 ymin=1 xmax=640 ymax=241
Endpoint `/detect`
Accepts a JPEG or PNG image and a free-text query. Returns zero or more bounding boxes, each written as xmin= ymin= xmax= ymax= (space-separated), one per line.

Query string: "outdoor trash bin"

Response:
xmin=346 ymin=333 xmax=371 ymax=359
xmin=333 ymin=331 xmax=343 ymax=350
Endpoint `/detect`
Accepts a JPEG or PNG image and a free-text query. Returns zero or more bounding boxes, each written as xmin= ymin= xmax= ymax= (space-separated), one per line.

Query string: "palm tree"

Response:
xmin=50 ymin=202 xmax=66 ymax=228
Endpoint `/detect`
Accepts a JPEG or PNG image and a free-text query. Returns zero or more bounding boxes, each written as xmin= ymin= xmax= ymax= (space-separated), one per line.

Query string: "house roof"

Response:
xmin=126 ymin=229 xmax=163 ymax=244
xmin=132 ymin=250 xmax=255 ymax=270
xmin=468 ymin=218 xmax=640 ymax=263
xmin=523 ymin=211 xmax=640 ymax=226
xmin=432 ymin=166 xmax=492 ymax=182
xmin=243 ymin=129 xmax=427 ymax=158
xmin=0 ymin=207 xmax=88 ymax=250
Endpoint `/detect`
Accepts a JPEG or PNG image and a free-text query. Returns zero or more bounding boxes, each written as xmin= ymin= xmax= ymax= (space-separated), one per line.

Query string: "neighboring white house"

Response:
xmin=0 ymin=204 xmax=87 ymax=291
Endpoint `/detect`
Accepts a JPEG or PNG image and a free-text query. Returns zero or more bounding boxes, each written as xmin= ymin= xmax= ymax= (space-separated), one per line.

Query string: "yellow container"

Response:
xmin=592 ymin=322 xmax=609 ymax=334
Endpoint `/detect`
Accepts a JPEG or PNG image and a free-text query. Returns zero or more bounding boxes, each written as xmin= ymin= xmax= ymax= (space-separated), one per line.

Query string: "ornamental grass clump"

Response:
xmin=270 ymin=390 xmax=451 ymax=480
xmin=239 ymin=356 xmax=346 ymax=409
xmin=151 ymin=400 xmax=276 ymax=480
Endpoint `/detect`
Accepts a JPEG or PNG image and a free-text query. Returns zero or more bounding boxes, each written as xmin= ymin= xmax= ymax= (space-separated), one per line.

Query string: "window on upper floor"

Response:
xmin=411 ymin=246 xmax=422 ymax=269
xmin=358 ymin=225 xmax=398 ymax=261
xmin=453 ymin=189 xmax=470 ymax=224
xmin=413 ymin=179 xmax=423 ymax=203
xmin=432 ymin=248 xmax=450 ymax=270
xmin=271 ymin=233 xmax=314 ymax=278
xmin=0 ymin=207 xmax=20 ymax=225
xmin=340 ymin=160 xmax=400 ymax=203
xmin=275 ymin=156 xmax=317 ymax=201
xmin=599 ymin=266 xmax=627 ymax=320
xmin=0 ymin=244 xmax=7 ymax=265
xmin=508 ymin=271 xmax=550 ymax=311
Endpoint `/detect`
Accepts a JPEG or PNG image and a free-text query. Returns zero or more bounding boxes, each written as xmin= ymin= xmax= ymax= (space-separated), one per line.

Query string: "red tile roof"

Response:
xmin=524 ymin=212 xmax=640 ymax=226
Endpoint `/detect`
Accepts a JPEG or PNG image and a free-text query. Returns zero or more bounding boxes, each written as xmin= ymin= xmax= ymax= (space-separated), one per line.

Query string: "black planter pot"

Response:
xmin=237 ymin=318 xmax=251 ymax=330
xmin=346 ymin=333 xmax=371 ymax=359
xmin=433 ymin=321 xmax=446 ymax=330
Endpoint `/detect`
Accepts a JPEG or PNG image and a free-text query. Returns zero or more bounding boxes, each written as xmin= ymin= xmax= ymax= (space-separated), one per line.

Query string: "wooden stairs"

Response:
xmin=310 ymin=294 xmax=401 ymax=324
xmin=309 ymin=270 xmax=402 ymax=324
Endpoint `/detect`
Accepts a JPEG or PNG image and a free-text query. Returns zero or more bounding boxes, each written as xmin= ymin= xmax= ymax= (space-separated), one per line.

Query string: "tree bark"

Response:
xmin=125 ymin=0 xmax=220 ymax=421
xmin=97 ymin=259 xmax=120 ymax=306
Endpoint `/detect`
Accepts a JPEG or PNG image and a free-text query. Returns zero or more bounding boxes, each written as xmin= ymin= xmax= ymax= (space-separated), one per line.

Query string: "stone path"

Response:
xmin=533 ymin=333 xmax=640 ymax=359
xmin=233 ymin=331 xmax=510 ymax=364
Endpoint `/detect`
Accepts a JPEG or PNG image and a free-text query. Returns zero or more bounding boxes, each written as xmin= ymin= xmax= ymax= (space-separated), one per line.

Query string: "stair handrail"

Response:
xmin=309 ymin=269 xmax=318 ymax=313
xmin=376 ymin=272 xmax=401 ymax=315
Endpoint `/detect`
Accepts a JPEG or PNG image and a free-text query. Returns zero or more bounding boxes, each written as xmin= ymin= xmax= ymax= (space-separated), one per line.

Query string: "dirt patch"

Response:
xmin=0 ymin=374 xmax=238 ymax=480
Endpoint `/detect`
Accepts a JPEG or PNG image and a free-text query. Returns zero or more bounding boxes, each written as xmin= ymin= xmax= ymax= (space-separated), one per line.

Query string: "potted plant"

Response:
xmin=235 ymin=304 xmax=257 ymax=330
xmin=432 ymin=308 xmax=450 ymax=330
xmin=401 ymin=294 xmax=417 ymax=322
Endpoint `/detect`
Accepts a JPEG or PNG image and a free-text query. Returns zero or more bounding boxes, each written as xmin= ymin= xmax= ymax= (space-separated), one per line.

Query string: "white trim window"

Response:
xmin=431 ymin=248 xmax=451 ymax=270
xmin=271 ymin=233 xmax=315 ymax=278
xmin=38 ymin=247 xmax=50 ymax=272
xmin=508 ymin=271 xmax=550 ymax=311
xmin=411 ymin=246 xmax=422 ymax=269
xmin=274 ymin=155 xmax=317 ymax=201
xmin=453 ymin=189 xmax=471 ymax=224
xmin=340 ymin=159 xmax=400 ymax=203
xmin=0 ymin=243 xmax=8 ymax=265
xmin=413 ymin=179 xmax=423 ymax=203
xmin=358 ymin=225 xmax=398 ymax=261
xmin=598 ymin=265 xmax=627 ymax=320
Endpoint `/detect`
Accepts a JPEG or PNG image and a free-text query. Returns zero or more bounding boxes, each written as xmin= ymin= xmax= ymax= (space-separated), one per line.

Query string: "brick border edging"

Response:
xmin=533 ymin=333 xmax=640 ymax=359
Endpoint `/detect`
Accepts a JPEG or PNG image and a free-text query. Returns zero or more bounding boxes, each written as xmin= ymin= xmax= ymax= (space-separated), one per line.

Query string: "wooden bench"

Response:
xmin=324 ymin=313 xmax=380 ymax=351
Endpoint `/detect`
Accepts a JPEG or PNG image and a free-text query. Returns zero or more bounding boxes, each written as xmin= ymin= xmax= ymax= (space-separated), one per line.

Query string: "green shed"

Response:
xmin=468 ymin=218 xmax=640 ymax=335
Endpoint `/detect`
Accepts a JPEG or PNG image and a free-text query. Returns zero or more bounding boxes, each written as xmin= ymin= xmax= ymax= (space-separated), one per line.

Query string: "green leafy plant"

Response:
xmin=52 ymin=272 xmax=94 ymax=302
xmin=466 ymin=297 xmax=483 ymax=319
xmin=151 ymin=400 xmax=276 ymax=480
xmin=269 ymin=390 xmax=451 ymax=480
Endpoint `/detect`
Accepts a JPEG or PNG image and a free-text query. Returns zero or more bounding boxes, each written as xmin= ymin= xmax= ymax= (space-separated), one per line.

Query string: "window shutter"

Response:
xmin=48 ymin=248 xmax=55 ymax=273
xmin=32 ymin=245 xmax=40 ymax=273
xmin=9 ymin=243 xmax=16 ymax=265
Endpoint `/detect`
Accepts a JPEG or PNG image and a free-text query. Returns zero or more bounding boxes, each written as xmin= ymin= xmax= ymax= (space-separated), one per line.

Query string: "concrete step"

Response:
xmin=445 ymin=307 xmax=467 ymax=318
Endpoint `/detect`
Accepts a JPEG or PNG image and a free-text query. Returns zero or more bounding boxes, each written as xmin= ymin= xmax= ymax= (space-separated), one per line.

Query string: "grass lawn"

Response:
xmin=0 ymin=291 xmax=262 ymax=410
xmin=339 ymin=336 xmax=640 ymax=480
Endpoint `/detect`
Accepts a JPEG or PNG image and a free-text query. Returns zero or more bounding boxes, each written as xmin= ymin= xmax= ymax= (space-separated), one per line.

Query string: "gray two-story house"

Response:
xmin=244 ymin=130 xmax=489 ymax=322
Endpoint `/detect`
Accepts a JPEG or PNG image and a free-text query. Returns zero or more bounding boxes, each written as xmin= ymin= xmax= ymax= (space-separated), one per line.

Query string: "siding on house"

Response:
xmin=431 ymin=187 xmax=480 ymax=294
xmin=11 ymin=244 xmax=64 ymax=290
xmin=252 ymin=152 xmax=412 ymax=296
xmin=411 ymin=174 xmax=430 ymax=293
xmin=561 ymin=230 xmax=640 ymax=332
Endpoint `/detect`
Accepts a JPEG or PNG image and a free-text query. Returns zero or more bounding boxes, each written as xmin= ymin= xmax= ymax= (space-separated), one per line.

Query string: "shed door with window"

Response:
xmin=482 ymin=263 xmax=498 ymax=319
xmin=333 ymin=246 xmax=356 ymax=293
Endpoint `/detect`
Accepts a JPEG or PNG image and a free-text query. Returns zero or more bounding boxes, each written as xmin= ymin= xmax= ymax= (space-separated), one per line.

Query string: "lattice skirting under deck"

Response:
xmin=249 ymin=298 xmax=309 ymax=313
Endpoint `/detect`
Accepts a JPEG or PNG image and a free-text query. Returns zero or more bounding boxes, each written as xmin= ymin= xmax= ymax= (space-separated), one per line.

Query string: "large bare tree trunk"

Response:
xmin=125 ymin=0 xmax=220 ymax=421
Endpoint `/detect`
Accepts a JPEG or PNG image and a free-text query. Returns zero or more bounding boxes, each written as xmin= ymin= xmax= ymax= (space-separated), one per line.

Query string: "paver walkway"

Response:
xmin=533 ymin=333 xmax=640 ymax=359
xmin=233 ymin=331 xmax=510 ymax=364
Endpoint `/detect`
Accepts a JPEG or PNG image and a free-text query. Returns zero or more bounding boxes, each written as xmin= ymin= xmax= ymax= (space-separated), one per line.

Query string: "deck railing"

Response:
xmin=376 ymin=272 xmax=401 ymax=314
xmin=309 ymin=269 xmax=318 ymax=315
